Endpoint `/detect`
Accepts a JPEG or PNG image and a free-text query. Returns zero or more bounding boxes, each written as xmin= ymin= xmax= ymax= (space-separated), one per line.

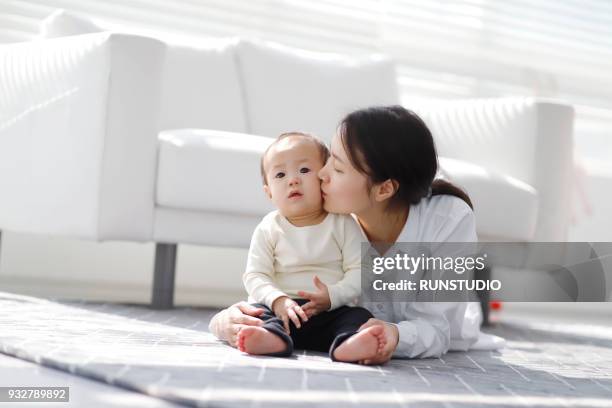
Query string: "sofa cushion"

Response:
xmin=236 ymin=39 xmax=400 ymax=141
xmin=438 ymin=157 xmax=538 ymax=241
xmin=156 ymin=129 xmax=274 ymax=216
xmin=159 ymin=39 xmax=248 ymax=132
xmin=39 ymin=9 xmax=102 ymax=38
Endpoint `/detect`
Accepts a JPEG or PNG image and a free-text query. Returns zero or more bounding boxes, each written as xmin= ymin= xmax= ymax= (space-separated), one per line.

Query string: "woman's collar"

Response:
xmin=351 ymin=203 xmax=413 ymax=244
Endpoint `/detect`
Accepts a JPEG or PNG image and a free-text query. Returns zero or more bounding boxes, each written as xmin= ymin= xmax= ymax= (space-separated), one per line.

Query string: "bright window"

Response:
xmin=1 ymin=0 xmax=611 ymax=165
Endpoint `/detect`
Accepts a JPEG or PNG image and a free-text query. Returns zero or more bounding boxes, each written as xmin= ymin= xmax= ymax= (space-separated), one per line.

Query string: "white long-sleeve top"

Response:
xmin=358 ymin=194 xmax=489 ymax=359
xmin=243 ymin=211 xmax=362 ymax=310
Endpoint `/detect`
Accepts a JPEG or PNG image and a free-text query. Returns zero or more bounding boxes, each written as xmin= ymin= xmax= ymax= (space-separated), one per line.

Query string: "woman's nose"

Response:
xmin=318 ymin=163 xmax=329 ymax=181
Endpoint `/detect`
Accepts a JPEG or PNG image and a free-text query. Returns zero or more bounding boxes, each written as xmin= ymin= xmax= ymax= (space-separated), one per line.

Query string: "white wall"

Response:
xmin=0 ymin=232 xmax=247 ymax=307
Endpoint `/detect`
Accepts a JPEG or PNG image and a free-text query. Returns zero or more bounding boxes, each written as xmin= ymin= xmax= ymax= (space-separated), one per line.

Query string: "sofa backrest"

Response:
xmin=158 ymin=38 xmax=401 ymax=141
xmin=159 ymin=38 xmax=248 ymax=133
xmin=235 ymin=40 xmax=400 ymax=141
xmin=39 ymin=10 xmax=401 ymax=141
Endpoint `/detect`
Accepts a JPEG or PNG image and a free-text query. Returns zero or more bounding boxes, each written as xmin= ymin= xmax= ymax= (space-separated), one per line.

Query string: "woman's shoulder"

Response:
xmin=404 ymin=194 xmax=476 ymax=242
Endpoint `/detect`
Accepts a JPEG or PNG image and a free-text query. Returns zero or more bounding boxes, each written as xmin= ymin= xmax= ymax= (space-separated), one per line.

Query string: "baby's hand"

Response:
xmin=298 ymin=276 xmax=331 ymax=318
xmin=271 ymin=296 xmax=308 ymax=334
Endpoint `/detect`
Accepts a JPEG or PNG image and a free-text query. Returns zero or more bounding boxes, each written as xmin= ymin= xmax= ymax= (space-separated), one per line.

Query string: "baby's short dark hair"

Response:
xmin=260 ymin=132 xmax=330 ymax=185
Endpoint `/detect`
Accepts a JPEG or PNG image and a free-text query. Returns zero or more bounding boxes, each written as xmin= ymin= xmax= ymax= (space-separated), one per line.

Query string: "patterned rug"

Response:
xmin=1 ymin=292 xmax=611 ymax=408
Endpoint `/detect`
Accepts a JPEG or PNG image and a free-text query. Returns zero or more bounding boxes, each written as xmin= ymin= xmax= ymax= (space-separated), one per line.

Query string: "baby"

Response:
xmin=238 ymin=131 xmax=386 ymax=362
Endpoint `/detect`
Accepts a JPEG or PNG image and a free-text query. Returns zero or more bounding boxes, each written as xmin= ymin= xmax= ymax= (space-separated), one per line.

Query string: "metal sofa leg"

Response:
xmin=475 ymin=264 xmax=492 ymax=326
xmin=152 ymin=243 xmax=177 ymax=310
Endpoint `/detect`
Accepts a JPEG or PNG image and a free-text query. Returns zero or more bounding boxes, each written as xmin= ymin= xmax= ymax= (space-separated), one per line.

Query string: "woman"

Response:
xmin=209 ymin=105 xmax=503 ymax=364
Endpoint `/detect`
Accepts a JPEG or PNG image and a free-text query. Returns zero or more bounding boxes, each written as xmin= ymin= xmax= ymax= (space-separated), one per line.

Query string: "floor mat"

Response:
xmin=1 ymin=292 xmax=611 ymax=408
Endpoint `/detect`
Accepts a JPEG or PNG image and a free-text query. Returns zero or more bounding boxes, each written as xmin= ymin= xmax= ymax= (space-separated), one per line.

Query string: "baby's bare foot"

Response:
xmin=237 ymin=326 xmax=287 ymax=355
xmin=332 ymin=325 xmax=387 ymax=363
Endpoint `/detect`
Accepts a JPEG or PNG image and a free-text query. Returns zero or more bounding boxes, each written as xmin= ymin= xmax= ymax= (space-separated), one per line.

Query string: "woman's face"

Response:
xmin=318 ymin=133 xmax=372 ymax=215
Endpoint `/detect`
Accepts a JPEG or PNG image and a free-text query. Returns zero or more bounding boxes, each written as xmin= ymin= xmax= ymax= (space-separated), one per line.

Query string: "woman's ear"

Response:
xmin=373 ymin=179 xmax=399 ymax=202
xmin=263 ymin=184 xmax=272 ymax=200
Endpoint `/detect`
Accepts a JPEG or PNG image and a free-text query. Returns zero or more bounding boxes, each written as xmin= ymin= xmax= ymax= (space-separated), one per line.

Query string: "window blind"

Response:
xmin=1 ymin=0 xmax=610 ymax=164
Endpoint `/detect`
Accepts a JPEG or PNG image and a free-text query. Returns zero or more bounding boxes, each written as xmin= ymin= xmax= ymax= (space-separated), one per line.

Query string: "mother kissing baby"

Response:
xmin=210 ymin=105 xmax=503 ymax=364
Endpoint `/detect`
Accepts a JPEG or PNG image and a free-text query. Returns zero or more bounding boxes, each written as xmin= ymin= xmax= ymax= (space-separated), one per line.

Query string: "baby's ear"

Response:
xmin=263 ymin=184 xmax=272 ymax=200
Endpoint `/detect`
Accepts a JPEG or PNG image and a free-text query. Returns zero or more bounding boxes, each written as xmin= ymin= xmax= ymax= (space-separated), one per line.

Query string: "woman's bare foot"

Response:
xmin=332 ymin=325 xmax=387 ymax=362
xmin=237 ymin=326 xmax=288 ymax=355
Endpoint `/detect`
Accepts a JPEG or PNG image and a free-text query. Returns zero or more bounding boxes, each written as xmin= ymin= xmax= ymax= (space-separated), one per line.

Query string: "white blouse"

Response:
xmin=357 ymin=194 xmax=502 ymax=359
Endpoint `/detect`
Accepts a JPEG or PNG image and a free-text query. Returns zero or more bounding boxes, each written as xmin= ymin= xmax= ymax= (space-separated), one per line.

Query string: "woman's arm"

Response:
xmin=354 ymin=303 xmax=461 ymax=363
xmin=359 ymin=197 xmax=480 ymax=363
xmin=390 ymin=303 xmax=460 ymax=358
xmin=391 ymin=198 xmax=480 ymax=359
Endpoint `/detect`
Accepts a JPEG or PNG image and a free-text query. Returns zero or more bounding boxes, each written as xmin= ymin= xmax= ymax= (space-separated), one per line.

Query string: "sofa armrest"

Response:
xmin=410 ymin=98 xmax=574 ymax=241
xmin=0 ymin=32 xmax=165 ymax=241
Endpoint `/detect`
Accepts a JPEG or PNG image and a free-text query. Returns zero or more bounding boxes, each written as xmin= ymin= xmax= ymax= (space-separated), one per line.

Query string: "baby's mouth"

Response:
xmin=288 ymin=191 xmax=303 ymax=199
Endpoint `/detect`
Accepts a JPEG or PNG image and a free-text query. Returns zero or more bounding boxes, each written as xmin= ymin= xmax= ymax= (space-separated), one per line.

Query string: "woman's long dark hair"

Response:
xmin=340 ymin=105 xmax=473 ymax=210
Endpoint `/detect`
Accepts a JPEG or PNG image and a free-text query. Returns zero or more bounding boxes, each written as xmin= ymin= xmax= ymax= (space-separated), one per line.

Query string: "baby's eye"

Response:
xmin=275 ymin=172 xmax=285 ymax=179
xmin=300 ymin=167 xmax=310 ymax=174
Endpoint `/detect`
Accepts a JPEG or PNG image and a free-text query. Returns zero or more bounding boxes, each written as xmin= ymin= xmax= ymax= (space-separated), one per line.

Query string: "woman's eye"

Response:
xmin=300 ymin=167 xmax=310 ymax=174
xmin=333 ymin=167 xmax=343 ymax=174
xmin=275 ymin=172 xmax=285 ymax=179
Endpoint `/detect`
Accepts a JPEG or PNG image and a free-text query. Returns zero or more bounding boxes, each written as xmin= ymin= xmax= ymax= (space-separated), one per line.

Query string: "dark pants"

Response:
xmin=251 ymin=299 xmax=373 ymax=360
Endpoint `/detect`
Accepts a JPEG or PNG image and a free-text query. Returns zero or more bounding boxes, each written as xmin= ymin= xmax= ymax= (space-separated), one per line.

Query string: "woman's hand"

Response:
xmin=298 ymin=276 xmax=331 ymax=318
xmin=356 ymin=318 xmax=399 ymax=365
xmin=209 ymin=301 xmax=266 ymax=347
xmin=272 ymin=296 xmax=309 ymax=334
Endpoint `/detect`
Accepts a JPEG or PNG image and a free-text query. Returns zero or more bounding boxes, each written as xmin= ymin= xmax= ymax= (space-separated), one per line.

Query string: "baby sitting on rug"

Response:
xmin=238 ymin=131 xmax=385 ymax=362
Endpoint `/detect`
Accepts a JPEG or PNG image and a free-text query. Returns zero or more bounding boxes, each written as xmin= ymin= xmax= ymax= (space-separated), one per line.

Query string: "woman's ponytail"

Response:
xmin=431 ymin=178 xmax=473 ymax=210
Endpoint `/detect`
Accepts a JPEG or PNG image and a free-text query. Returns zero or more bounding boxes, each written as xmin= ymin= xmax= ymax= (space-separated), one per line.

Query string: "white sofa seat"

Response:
xmin=155 ymin=129 xmax=538 ymax=244
xmin=156 ymin=129 xmax=274 ymax=216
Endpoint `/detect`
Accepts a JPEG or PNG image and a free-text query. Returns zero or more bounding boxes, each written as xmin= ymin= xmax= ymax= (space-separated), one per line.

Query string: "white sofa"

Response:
xmin=0 ymin=22 xmax=575 ymax=310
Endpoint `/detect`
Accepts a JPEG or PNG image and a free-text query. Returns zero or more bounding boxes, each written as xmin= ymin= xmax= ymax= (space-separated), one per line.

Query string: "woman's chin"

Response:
xmin=323 ymin=200 xmax=346 ymax=214
xmin=322 ymin=200 xmax=333 ymax=213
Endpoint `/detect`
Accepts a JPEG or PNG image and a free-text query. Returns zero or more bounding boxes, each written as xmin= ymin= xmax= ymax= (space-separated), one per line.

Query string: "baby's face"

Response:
xmin=263 ymin=136 xmax=325 ymax=218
